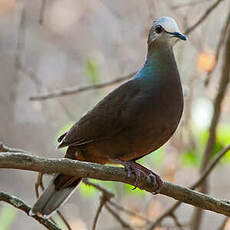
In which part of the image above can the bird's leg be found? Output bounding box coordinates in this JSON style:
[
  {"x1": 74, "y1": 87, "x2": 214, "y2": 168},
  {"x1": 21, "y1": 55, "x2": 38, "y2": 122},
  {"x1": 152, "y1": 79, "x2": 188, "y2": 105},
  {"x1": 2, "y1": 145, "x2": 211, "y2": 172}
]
[{"x1": 112, "y1": 159, "x2": 163, "y2": 194}]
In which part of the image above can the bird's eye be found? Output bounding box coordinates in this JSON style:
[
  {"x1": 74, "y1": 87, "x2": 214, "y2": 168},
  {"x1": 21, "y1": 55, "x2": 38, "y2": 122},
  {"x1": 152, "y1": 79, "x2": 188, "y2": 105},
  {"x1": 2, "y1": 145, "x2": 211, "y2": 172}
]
[{"x1": 155, "y1": 25, "x2": 163, "y2": 34}]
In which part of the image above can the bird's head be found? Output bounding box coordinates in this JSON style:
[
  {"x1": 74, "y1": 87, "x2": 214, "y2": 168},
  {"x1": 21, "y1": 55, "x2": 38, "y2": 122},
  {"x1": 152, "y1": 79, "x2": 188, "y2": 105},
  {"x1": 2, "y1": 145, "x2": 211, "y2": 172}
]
[{"x1": 148, "y1": 16, "x2": 186, "y2": 47}]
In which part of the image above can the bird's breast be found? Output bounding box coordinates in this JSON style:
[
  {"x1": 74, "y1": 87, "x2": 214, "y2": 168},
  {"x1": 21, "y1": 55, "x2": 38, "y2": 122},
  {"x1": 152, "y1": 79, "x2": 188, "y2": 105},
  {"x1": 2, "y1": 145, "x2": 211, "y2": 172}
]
[{"x1": 81, "y1": 73, "x2": 184, "y2": 163}]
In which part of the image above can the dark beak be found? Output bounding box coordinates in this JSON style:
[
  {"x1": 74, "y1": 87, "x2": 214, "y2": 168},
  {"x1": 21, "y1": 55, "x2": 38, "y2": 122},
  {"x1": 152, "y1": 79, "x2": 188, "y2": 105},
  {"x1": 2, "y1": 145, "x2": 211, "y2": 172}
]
[{"x1": 171, "y1": 32, "x2": 187, "y2": 41}]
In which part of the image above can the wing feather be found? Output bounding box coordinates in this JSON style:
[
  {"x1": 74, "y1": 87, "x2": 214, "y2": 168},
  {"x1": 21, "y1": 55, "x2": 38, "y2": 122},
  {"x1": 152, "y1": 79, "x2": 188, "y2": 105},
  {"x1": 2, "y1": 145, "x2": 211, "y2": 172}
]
[{"x1": 57, "y1": 79, "x2": 140, "y2": 148}]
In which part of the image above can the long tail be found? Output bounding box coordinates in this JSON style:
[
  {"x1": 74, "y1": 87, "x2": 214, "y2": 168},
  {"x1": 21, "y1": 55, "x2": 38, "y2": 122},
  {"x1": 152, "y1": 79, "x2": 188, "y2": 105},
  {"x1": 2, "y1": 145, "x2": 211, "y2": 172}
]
[{"x1": 30, "y1": 174, "x2": 81, "y2": 218}]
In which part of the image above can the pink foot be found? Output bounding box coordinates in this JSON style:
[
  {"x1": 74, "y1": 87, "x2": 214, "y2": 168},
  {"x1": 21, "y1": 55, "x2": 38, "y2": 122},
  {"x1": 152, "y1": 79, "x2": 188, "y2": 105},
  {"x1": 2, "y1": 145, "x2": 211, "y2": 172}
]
[{"x1": 114, "y1": 159, "x2": 163, "y2": 194}]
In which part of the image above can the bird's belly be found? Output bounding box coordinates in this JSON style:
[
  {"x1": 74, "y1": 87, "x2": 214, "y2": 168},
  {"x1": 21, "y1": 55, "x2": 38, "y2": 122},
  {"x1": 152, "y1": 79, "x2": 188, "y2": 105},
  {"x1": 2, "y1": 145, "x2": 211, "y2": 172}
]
[
  {"x1": 85, "y1": 121, "x2": 177, "y2": 164},
  {"x1": 116, "y1": 124, "x2": 176, "y2": 161},
  {"x1": 84, "y1": 88, "x2": 183, "y2": 164}
]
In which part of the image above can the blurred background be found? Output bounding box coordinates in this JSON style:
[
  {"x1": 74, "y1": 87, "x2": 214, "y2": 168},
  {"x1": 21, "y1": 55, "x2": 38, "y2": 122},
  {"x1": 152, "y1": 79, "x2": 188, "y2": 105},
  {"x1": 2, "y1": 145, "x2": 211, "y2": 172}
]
[{"x1": 0, "y1": 0, "x2": 230, "y2": 229}]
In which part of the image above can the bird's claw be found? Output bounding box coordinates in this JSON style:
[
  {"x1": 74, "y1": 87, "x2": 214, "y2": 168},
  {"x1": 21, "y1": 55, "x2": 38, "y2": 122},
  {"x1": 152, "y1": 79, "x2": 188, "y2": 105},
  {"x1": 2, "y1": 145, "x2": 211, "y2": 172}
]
[
  {"x1": 148, "y1": 173, "x2": 163, "y2": 194},
  {"x1": 120, "y1": 160, "x2": 163, "y2": 193}
]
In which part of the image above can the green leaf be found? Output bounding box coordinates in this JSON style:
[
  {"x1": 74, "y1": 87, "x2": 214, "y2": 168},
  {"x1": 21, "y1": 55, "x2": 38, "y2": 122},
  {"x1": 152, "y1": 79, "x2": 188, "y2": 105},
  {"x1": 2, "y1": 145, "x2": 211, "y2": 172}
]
[
  {"x1": 181, "y1": 150, "x2": 200, "y2": 167},
  {"x1": 79, "y1": 179, "x2": 117, "y2": 198},
  {"x1": 196, "y1": 125, "x2": 230, "y2": 164},
  {"x1": 198, "y1": 129, "x2": 209, "y2": 147},
  {"x1": 123, "y1": 184, "x2": 145, "y2": 196},
  {"x1": 216, "y1": 125, "x2": 230, "y2": 163},
  {"x1": 79, "y1": 180, "x2": 98, "y2": 198},
  {"x1": 138, "y1": 147, "x2": 164, "y2": 168},
  {"x1": 84, "y1": 56, "x2": 100, "y2": 85},
  {"x1": 0, "y1": 204, "x2": 17, "y2": 230},
  {"x1": 217, "y1": 125, "x2": 230, "y2": 146}
]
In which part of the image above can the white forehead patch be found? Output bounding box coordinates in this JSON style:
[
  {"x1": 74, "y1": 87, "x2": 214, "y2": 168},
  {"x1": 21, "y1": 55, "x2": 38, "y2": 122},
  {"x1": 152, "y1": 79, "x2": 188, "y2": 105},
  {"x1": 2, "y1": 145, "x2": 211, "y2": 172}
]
[{"x1": 153, "y1": 16, "x2": 181, "y2": 33}]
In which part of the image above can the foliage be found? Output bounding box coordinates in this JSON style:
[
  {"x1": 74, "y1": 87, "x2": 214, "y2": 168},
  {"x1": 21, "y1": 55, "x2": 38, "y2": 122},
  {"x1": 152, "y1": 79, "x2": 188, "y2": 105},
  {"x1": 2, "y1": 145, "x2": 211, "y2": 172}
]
[
  {"x1": 0, "y1": 204, "x2": 17, "y2": 230},
  {"x1": 181, "y1": 125, "x2": 230, "y2": 167},
  {"x1": 84, "y1": 55, "x2": 100, "y2": 85}
]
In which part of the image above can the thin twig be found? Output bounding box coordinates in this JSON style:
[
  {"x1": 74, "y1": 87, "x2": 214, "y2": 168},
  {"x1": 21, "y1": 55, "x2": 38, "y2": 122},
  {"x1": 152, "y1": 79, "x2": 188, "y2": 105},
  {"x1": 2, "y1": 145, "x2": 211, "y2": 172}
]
[
  {"x1": 83, "y1": 179, "x2": 114, "y2": 200},
  {"x1": 56, "y1": 211, "x2": 72, "y2": 230},
  {"x1": 147, "y1": 145, "x2": 230, "y2": 230},
  {"x1": 92, "y1": 196, "x2": 107, "y2": 230},
  {"x1": 39, "y1": 0, "x2": 47, "y2": 25},
  {"x1": 105, "y1": 204, "x2": 134, "y2": 230},
  {"x1": 170, "y1": 213, "x2": 184, "y2": 230},
  {"x1": 172, "y1": 0, "x2": 210, "y2": 9},
  {"x1": 15, "y1": 3, "x2": 42, "y2": 88},
  {"x1": 83, "y1": 179, "x2": 114, "y2": 230},
  {"x1": 192, "y1": 145, "x2": 230, "y2": 189},
  {"x1": 0, "y1": 142, "x2": 28, "y2": 153},
  {"x1": 83, "y1": 179, "x2": 151, "y2": 224},
  {"x1": 148, "y1": 201, "x2": 181, "y2": 230},
  {"x1": 0, "y1": 192, "x2": 61, "y2": 230},
  {"x1": 205, "y1": 9, "x2": 230, "y2": 86},
  {"x1": 14, "y1": 2, "x2": 26, "y2": 71},
  {"x1": 35, "y1": 172, "x2": 45, "y2": 198},
  {"x1": 109, "y1": 200, "x2": 152, "y2": 223},
  {"x1": 184, "y1": 0, "x2": 224, "y2": 35},
  {"x1": 30, "y1": 72, "x2": 135, "y2": 101}
]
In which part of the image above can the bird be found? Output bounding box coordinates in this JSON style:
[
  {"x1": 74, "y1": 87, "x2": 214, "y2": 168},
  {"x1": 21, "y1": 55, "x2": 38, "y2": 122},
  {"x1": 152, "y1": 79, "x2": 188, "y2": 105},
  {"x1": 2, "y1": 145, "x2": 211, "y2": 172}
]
[{"x1": 30, "y1": 16, "x2": 186, "y2": 218}]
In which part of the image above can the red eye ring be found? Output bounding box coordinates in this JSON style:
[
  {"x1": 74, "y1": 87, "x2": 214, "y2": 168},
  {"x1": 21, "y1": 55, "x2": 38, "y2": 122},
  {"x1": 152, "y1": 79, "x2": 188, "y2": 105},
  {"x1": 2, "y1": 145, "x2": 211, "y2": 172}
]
[{"x1": 155, "y1": 25, "x2": 163, "y2": 34}]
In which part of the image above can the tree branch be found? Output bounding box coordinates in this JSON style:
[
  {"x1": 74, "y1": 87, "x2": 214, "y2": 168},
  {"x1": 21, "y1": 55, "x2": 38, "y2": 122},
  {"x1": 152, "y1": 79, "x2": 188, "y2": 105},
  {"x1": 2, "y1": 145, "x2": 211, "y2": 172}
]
[
  {"x1": 147, "y1": 145, "x2": 230, "y2": 230},
  {"x1": 0, "y1": 192, "x2": 61, "y2": 230},
  {"x1": 192, "y1": 145, "x2": 230, "y2": 189},
  {"x1": 83, "y1": 179, "x2": 114, "y2": 200},
  {"x1": 29, "y1": 72, "x2": 135, "y2": 101},
  {"x1": 204, "y1": 9, "x2": 230, "y2": 86},
  {"x1": 184, "y1": 0, "x2": 224, "y2": 35},
  {"x1": 172, "y1": 0, "x2": 210, "y2": 9},
  {"x1": 92, "y1": 195, "x2": 107, "y2": 230},
  {"x1": 191, "y1": 14, "x2": 230, "y2": 230},
  {"x1": 108, "y1": 200, "x2": 152, "y2": 223},
  {"x1": 105, "y1": 203, "x2": 134, "y2": 230},
  {"x1": 201, "y1": 14, "x2": 230, "y2": 172},
  {"x1": 1, "y1": 152, "x2": 230, "y2": 217},
  {"x1": 39, "y1": 0, "x2": 47, "y2": 25}
]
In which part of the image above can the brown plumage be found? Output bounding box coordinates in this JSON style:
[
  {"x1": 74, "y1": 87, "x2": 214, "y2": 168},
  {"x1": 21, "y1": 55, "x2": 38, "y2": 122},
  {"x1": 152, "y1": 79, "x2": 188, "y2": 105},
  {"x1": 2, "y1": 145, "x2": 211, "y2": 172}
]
[
  {"x1": 30, "y1": 16, "x2": 186, "y2": 218},
  {"x1": 59, "y1": 77, "x2": 182, "y2": 164}
]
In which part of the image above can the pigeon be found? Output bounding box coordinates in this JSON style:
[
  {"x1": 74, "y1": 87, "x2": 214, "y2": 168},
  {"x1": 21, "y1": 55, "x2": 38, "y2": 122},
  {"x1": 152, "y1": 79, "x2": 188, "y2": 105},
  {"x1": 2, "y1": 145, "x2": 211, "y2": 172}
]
[{"x1": 30, "y1": 16, "x2": 186, "y2": 218}]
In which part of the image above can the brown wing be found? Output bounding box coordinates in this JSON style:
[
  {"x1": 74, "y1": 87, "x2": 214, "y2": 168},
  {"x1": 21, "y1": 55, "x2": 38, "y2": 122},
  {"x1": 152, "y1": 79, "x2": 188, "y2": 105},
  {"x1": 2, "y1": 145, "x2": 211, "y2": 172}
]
[{"x1": 57, "y1": 79, "x2": 140, "y2": 148}]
